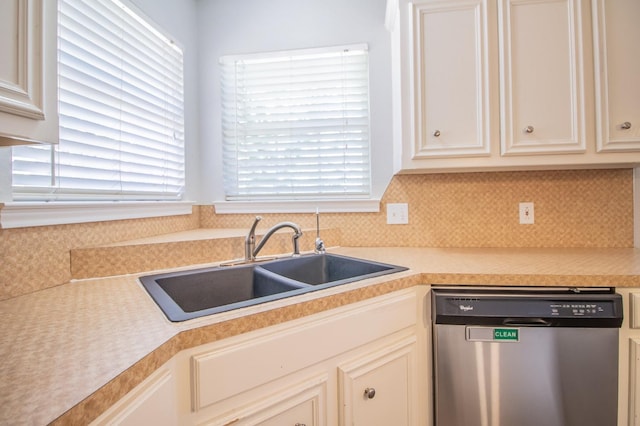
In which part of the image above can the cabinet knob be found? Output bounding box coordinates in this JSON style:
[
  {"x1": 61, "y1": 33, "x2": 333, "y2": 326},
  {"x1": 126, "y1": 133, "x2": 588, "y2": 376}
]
[
  {"x1": 364, "y1": 387, "x2": 376, "y2": 399},
  {"x1": 524, "y1": 125, "x2": 534, "y2": 134},
  {"x1": 621, "y1": 121, "x2": 632, "y2": 130},
  {"x1": 433, "y1": 130, "x2": 441, "y2": 137}
]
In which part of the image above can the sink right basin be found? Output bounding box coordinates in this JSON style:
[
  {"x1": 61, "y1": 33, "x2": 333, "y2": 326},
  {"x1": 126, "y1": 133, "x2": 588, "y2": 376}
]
[{"x1": 259, "y1": 253, "x2": 407, "y2": 286}]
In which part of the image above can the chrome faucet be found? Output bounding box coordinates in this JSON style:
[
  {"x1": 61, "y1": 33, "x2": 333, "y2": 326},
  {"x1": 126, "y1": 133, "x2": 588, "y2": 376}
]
[{"x1": 245, "y1": 216, "x2": 303, "y2": 261}]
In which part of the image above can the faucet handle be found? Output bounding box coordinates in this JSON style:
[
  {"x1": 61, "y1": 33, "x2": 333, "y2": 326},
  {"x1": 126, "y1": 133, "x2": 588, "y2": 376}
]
[
  {"x1": 245, "y1": 216, "x2": 263, "y2": 261},
  {"x1": 315, "y1": 237, "x2": 326, "y2": 254},
  {"x1": 314, "y1": 208, "x2": 325, "y2": 254},
  {"x1": 247, "y1": 216, "x2": 262, "y2": 238},
  {"x1": 247, "y1": 216, "x2": 262, "y2": 241}
]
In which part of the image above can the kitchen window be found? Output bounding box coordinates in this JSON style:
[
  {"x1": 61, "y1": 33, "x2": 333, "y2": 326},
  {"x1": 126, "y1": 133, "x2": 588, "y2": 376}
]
[
  {"x1": 11, "y1": 0, "x2": 185, "y2": 202},
  {"x1": 220, "y1": 44, "x2": 371, "y2": 202}
]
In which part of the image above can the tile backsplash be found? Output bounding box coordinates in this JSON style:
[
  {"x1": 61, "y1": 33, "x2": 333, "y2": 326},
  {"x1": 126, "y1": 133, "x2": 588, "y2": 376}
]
[
  {"x1": 0, "y1": 168, "x2": 634, "y2": 300},
  {"x1": 1, "y1": 211, "x2": 200, "y2": 300},
  {"x1": 203, "y1": 168, "x2": 633, "y2": 249}
]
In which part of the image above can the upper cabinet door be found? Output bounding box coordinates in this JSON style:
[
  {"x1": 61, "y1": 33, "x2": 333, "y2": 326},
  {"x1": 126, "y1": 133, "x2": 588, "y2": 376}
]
[
  {"x1": 0, "y1": 0, "x2": 58, "y2": 145},
  {"x1": 592, "y1": 0, "x2": 640, "y2": 152},
  {"x1": 411, "y1": 0, "x2": 491, "y2": 158},
  {"x1": 498, "y1": 0, "x2": 585, "y2": 155},
  {"x1": 0, "y1": 0, "x2": 44, "y2": 119}
]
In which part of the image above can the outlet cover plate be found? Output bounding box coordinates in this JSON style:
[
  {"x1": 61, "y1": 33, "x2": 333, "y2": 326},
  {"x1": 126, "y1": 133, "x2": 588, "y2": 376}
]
[{"x1": 519, "y1": 202, "x2": 534, "y2": 224}]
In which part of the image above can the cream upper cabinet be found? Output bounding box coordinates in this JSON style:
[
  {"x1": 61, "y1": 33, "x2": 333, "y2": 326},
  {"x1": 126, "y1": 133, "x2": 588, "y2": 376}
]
[
  {"x1": 387, "y1": 0, "x2": 640, "y2": 173},
  {"x1": 498, "y1": 0, "x2": 586, "y2": 155},
  {"x1": 409, "y1": 0, "x2": 492, "y2": 159},
  {"x1": 592, "y1": 0, "x2": 640, "y2": 152},
  {"x1": 0, "y1": 0, "x2": 58, "y2": 146}
]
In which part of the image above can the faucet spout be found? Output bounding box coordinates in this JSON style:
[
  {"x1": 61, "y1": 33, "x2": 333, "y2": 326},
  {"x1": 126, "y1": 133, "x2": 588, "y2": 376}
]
[{"x1": 251, "y1": 221, "x2": 303, "y2": 260}]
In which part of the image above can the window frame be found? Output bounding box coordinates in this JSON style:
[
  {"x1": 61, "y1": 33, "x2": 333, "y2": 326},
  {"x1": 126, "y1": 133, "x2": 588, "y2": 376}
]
[{"x1": 0, "y1": 200, "x2": 193, "y2": 229}]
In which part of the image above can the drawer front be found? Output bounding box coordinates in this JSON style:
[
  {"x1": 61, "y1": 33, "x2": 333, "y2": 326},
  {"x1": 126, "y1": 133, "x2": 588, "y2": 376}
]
[{"x1": 190, "y1": 290, "x2": 417, "y2": 411}]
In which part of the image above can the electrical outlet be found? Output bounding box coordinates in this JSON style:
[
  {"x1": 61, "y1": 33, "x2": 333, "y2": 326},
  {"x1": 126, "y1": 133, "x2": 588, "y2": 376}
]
[
  {"x1": 387, "y1": 203, "x2": 409, "y2": 224},
  {"x1": 519, "y1": 202, "x2": 534, "y2": 224}
]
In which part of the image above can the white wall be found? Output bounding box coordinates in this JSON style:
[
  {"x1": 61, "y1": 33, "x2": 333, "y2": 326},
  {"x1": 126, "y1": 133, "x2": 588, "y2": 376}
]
[
  {"x1": 196, "y1": 0, "x2": 394, "y2": 204},
  {"x1": 0, "y1": 150, "x2": 10, "y2": 203}
]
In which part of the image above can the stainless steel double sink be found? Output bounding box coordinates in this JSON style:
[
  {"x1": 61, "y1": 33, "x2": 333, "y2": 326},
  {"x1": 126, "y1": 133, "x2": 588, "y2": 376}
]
[{"x1": 140, "y1": 253, "x2": 407, "y2": 321}]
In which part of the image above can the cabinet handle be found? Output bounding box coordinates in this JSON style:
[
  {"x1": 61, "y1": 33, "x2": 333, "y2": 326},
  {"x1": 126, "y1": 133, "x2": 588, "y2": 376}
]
[
  {"x1": 295, "y1": 424, "x2": 306, "y2": 426},
  {"x1": 621, "y1": 122, "x2": 632, "y2": 130},
  {"x1": 524, "y1": 125, "x2": 534, "y2": 134},
  {"x1": 364, "y1": 387, "x2": 376, "y2": 399},
  {"x1": 433, "y1": 130, "x2": 441, "y2": 137}
]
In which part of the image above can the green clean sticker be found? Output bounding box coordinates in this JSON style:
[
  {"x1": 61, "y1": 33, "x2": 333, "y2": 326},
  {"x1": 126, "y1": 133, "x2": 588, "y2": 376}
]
[{"x1": 493, "y1": 328, "x2": 519, "y2": 341}]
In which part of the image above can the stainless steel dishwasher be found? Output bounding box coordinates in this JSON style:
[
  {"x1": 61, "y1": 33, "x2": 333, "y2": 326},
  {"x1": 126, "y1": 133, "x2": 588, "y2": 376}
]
[{"x1": 432, "y1": 287, "x2": 623, "y2": 426}]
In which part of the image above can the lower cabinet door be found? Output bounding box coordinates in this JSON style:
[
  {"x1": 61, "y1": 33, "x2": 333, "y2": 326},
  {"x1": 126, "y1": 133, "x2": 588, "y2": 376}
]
[
  {"x1": 256, "y1": 398, "x2": 316, "y2": 426},
  {"x1": 629, "y1": 338, "x2": 640, "y2": 426},
  {"x1": 338, "y1": 336, "x2": 417, "y2": 426},
  {"x1": 90, "y1": 367, "x2": 177, "y2": 426}
]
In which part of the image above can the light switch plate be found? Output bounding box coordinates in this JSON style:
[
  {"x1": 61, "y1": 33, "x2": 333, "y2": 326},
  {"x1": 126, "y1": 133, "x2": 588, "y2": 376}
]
[{"x1": 387, "y1": 203, "x2": 408, "y2": 224}]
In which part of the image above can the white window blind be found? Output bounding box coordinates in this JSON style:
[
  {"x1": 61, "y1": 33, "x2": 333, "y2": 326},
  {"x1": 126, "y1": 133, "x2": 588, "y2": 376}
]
[
  {"x1": 220, "y1": 44, "x2": 371, "y2": 201},
  {"x1": 12, "y1": 0, "x2": 185, "y2": 201}
]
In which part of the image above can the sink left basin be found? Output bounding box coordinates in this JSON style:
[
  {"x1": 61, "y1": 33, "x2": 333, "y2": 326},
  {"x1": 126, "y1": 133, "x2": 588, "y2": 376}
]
[{"x1": 140, "y1": 264, "x2": 308, "y2": 322}]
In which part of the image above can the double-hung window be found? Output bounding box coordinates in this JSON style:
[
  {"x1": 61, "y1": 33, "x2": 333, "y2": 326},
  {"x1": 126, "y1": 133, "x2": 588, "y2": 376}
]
[
  {"x1": 220, "y1": 44, "x2": 371, "y2": 201},
  {"x1": 12, "y1": 0, "x2": 185, "y2": 201}
]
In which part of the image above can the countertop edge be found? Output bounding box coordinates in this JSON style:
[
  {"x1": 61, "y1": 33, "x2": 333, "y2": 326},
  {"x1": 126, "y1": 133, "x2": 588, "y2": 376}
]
[{"x1": 50, "y1": 272, "x2": 424, "y2": 425}]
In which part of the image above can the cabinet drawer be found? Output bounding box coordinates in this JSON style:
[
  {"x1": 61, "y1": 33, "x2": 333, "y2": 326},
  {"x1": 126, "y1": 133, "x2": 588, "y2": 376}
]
[{"x1": 190, "y1": 290, "x2": 417, "y2": 411}]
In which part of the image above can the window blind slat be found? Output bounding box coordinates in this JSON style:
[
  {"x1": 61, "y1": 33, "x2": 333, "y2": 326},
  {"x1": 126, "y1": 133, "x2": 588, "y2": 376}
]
[{"x1": 12, "y1": 0, "x2": 185, "y2": 201}]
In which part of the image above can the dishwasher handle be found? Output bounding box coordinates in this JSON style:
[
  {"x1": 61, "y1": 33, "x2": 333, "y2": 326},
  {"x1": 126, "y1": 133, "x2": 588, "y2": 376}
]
[{"x1": 502, "y1": 317, "x2": 552, "y2": 327}]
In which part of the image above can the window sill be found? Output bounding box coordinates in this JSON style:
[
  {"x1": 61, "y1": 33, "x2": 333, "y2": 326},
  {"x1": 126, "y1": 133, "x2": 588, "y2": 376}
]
[
  {"x1": 213, "y1": 199, "x2": 381, "y2": 214},
  {"x1": 0, "y1": 201, "x2": 194, "y2": 229}
]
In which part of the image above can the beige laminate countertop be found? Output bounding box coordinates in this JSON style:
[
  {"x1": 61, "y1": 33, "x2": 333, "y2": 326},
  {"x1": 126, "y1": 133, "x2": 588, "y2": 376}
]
[{"x1": 2, "y1": 246, "x2": 640, "y2": 425}]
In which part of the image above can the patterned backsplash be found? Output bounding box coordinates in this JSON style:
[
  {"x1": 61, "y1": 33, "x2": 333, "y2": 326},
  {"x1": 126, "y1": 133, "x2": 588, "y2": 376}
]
[{"x1": 0, "y1": 168, "x2": 633, "y2": 300}]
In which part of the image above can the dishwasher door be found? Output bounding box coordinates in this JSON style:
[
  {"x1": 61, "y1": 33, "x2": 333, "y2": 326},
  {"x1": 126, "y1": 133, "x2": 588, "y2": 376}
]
[
  {"x1": 434, "y1": 324, "x2": 619, "y2": 426},
  {"x1": 432, "y1": 288, "x2": 623, "y2": 426}
]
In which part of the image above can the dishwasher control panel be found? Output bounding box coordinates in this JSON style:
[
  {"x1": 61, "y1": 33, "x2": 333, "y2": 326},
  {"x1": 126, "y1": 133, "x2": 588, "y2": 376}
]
[
  {"x1": 432, "y1": 289, "x2": 623, "y2": 327},
  {"x1": 549, "y1": 302, "x2": 613, "y2": 317}
]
